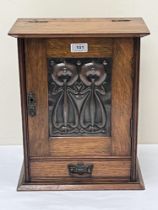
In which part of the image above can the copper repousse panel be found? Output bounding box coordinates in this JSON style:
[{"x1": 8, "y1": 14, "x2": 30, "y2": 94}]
[{"x1": 48, "y1": 58, "x2": 112, "y2": 137}]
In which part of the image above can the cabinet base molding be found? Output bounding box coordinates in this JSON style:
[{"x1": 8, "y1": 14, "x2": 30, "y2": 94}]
[{"x1": 17, "y1": 160, "x2": 144, "y2": 191}]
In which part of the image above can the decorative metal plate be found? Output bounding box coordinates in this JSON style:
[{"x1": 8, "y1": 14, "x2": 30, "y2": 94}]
[
  {"x1": 27, "y1": 92, "x2": 36, "y2": 117},
  {"x1": 48, "y1": 58, "x2": 112, "y2": 137},
  {"x1": 68, "y1": 162, "x2": 93, "y2": 178}
]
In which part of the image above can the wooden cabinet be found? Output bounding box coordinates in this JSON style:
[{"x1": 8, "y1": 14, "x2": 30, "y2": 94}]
[{"x1": 9, "y1": 18, "x2": 150, "y2": 190}]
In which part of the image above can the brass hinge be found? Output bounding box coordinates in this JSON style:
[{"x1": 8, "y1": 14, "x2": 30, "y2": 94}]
[
  {"x1": 130, "y1": 118, "x2": 133, "y2": 139},
  {"x1": 131, "y1": 57, "x2": 135, "y2": 80}
]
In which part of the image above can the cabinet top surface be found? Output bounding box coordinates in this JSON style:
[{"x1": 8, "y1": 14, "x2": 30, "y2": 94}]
[{"x1": 8, "y1": 18, "x2": 150, "y2": 38}]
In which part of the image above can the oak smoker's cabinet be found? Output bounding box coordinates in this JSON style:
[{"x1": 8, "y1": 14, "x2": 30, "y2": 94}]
[{"x1": 9, "y1": 18, "x2": 150, "y2": 191}]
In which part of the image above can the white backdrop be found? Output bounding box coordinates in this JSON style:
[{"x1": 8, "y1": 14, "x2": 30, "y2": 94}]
[{"x1": 0, "y1": 0, "x2": 157, "y2": 144}]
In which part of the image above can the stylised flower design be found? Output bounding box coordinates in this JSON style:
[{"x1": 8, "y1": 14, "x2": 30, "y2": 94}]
[
  {"x1": 79, "y1": 61, "x2": 107, "y2": 132},
  {"x1": 51, "y1": 61, "x2": 79, "y2": 133},
  {"x1": 52, "y1": 62, "x2": 78, "y2": 86},
  {"x1": 80, "y1": 62, "x2": 106, "y2": 86},
  {"x1": 48, "y1": 58, "x2": 111, "y2": 136}
]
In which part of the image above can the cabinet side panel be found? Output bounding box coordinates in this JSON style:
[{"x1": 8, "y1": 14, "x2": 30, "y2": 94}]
[
  {"x1": 112, "y1": 38, "x2": 133, "y2": 156},
  {"x1": 131, "y1": 38, "x2": 140, "y2": 181},
  {"x1": 17, "y1": 38, "x2": 30, "y2": 181}
]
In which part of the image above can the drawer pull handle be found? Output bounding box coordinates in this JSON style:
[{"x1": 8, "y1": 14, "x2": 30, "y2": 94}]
[{"x1": 68, "y1": 162, "x2": 93, "y2": 177}]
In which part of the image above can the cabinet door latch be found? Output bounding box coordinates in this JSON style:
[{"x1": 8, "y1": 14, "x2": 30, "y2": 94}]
[{"x1": 27, "y1": 92, "x2": 36, "y2": 117}]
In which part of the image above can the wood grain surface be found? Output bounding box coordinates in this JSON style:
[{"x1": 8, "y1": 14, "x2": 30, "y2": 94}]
[
  {"x1": 8, "y1": 18, "x2": 150, "y2": 38},
  {"x1": 17, "y1": 160, "x2": 144, "y2": 190},
  {"x1": 30, "y1": 159, "x2": 131, "y2": 179},
  {"x1": 15, "y1": 21, "x2": 149, "y2": 189},
  {"x1": 47, "y1": 38, "x2": 113, "y2": 57},
  {"x1": 25, "y1": 38, "x2": 133, "y2": 158},
  {"x1": 112, "y1": 38, "x2": 133, "y2": 155},
  {"x1": 25, "y1": 39, "x2": 49, "y2": 156}
]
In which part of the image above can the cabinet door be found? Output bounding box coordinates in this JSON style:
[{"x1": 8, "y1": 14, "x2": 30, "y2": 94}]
[{"x1": 24, "y1": 38, "x2": 133, "y2": 181}]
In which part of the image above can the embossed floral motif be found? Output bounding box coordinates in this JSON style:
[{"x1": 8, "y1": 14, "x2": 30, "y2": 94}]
[
  {"x1": 52, "y1": 62, "x2": 78, "y2": 86},
  {"x1": 50, "y1": 61, "x2": 79, "y2": 133},
  {"x1": 48, "y1": 58, "x2": 112, "y2": 136},
  {"x1": 80, "y1": 62, "x2": 106, "y2": 86},
  {"x1": 79, "y1": 62, "x2": 107, "y2": 133}
]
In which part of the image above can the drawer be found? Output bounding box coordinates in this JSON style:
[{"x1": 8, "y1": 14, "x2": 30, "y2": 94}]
[{"x1": 30, "y1": 158, "x2": 131, "y2": 182}]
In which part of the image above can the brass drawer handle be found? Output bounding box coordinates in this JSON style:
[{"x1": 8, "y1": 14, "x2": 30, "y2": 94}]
[{"x1": 68, "y1": 162, "x2": 93, "y2": 177}]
